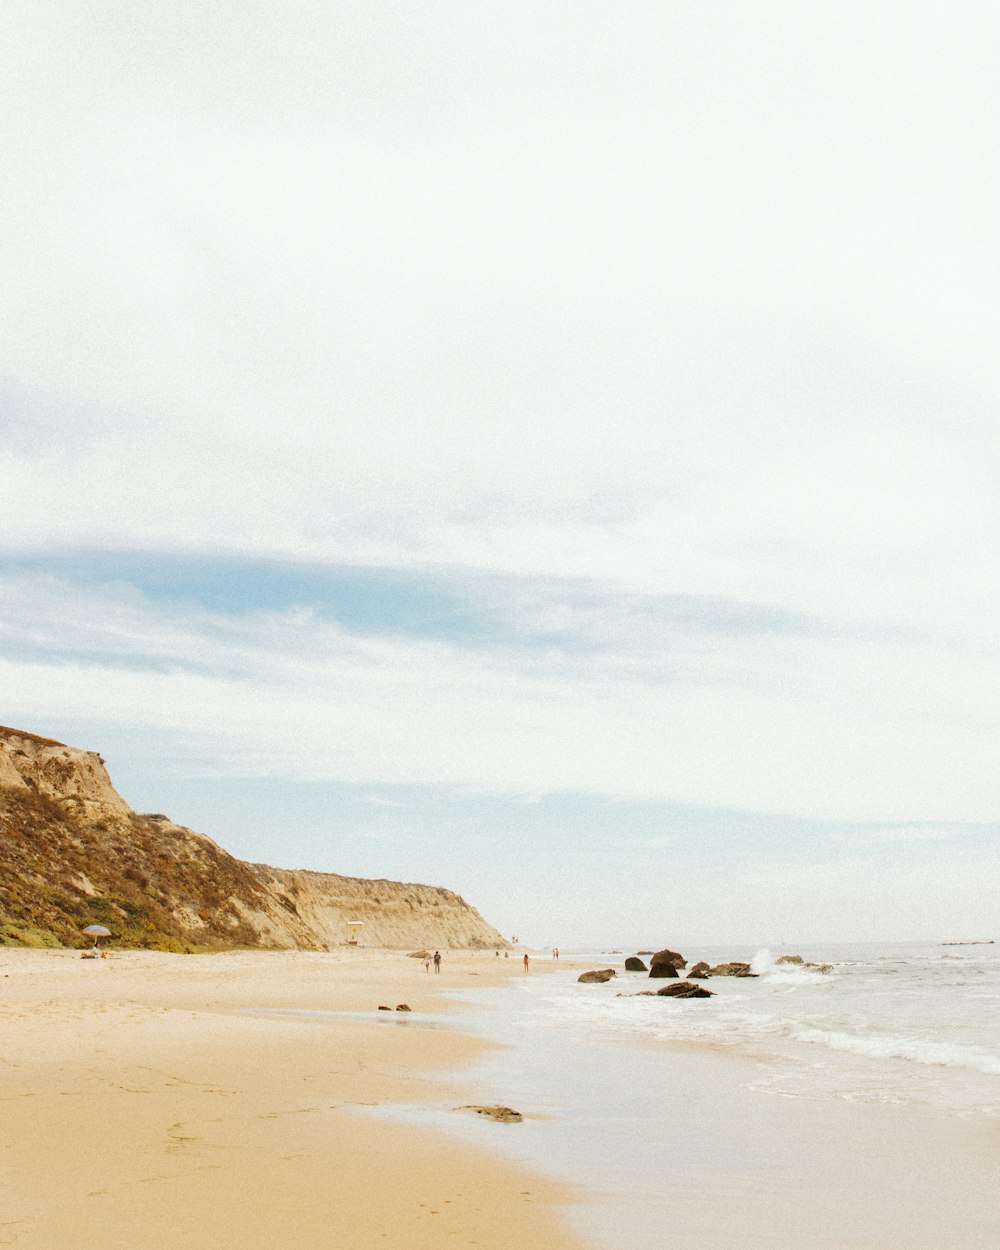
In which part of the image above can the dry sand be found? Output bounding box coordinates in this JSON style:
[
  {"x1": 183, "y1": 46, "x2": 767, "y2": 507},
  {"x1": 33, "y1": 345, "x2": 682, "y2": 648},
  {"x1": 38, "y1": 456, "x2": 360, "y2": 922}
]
[{"x1": 0, "y1": 947, "x2": 585, "y2": 1250}]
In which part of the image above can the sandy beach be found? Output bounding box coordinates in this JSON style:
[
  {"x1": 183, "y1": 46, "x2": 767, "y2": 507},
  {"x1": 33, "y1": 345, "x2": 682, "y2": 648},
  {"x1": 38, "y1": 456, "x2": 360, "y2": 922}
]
[
  {"x1": 0, "y1": 947, "x2": 583, "y2": 1250},
  {"x1": 5, "y1": 944, "x2": 1000, "y2": 1250}
]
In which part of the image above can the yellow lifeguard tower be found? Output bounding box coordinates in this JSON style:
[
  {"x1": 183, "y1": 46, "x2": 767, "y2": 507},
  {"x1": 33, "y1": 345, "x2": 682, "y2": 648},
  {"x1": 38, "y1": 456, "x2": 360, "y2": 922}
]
[{"x1": 347, "y1": 920, "x2": 365, "y2": 946}]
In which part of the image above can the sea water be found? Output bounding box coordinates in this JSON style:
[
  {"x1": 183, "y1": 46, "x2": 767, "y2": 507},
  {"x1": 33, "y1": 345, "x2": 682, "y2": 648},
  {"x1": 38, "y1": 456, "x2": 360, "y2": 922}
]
[
  {"x1": 489, "y1": 941, "x2": 1000, "y2": 1120},
  {"x1": 425, "y1": 941, "x2": 1000, "y2": 1248}
]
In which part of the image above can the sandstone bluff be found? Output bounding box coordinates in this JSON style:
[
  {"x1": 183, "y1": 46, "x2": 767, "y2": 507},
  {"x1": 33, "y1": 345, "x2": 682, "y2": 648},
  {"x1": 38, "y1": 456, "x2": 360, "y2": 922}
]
[{"x1": 0, "y1": 726, "x2": 507, "y2": 952}]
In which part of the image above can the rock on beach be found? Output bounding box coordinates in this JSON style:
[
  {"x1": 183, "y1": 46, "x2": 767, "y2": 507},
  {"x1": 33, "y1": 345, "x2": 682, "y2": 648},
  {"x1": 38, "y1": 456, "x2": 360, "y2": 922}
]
[{"x1": 458, "y1": 1105, "x2": 524, "y2": 1123}]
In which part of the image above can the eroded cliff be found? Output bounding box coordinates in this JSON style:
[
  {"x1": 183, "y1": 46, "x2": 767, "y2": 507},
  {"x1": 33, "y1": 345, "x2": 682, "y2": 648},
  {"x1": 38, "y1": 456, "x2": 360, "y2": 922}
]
[{"x1": 0, "y1": 726, "x2": 507, "y2": 951}]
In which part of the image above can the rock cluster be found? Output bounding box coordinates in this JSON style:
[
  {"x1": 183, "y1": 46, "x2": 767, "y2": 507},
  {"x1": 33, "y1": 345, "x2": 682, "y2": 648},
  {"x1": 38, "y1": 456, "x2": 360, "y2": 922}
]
[
  {"x1": 582, "y1": 948, "x2": 834, "y2": 1005},
  {"x1": 626, "y1": 950, "x2": 835, "y2": 979}
]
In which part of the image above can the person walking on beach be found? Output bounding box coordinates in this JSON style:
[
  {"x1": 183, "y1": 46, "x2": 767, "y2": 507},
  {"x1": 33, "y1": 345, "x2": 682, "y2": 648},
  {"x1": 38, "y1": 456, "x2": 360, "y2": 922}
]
[
  {"x1": 423, "y1": 955, "x2": 431, "y2": 973},
  {"x1": 433, "y1": 950, "x2": 441, "y2": 973},
  {"x1": 523, "y1": 952, "x2": 530, "y2": 972}
]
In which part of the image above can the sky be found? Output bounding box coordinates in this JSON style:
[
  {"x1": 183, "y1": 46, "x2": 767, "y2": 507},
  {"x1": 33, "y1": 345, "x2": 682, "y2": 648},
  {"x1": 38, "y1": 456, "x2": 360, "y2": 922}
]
[{"x1": 2, "y1": 2, "x2": 998, "y2": 948}]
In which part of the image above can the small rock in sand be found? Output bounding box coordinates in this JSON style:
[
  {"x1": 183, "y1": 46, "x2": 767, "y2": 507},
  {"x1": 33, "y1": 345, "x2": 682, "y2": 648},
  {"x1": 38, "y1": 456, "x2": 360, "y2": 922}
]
[{"x1": 458, "y1": 1105, "x2": 523, "y2": 1123}]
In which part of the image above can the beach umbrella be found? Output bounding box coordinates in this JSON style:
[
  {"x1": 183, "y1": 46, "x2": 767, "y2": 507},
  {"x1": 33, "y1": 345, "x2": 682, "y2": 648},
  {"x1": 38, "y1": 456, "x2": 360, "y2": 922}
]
[{"x1": 82, "y1": 925, "x2": 112, "y2": 939}]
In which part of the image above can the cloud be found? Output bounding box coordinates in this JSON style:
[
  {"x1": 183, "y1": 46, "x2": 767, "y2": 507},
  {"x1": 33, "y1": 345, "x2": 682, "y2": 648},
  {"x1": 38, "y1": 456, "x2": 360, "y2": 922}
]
[
  {"x1": 2, "y1": 568, "x2": 999, "y2": 823},
  {"x1": 0, "y1": 3, "x2": 997, "y2": 642}
]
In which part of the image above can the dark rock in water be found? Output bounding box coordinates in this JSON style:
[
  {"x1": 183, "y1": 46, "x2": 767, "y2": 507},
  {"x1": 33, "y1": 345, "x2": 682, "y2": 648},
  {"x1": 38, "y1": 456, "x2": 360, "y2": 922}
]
[
  {"x1": 656, "y1": 980, "x2": 715, "y2": 998},
  {"x1": 395, "y1": 1003, "x2": 411, "y2": 1011},
  {"x1": 648, "y1": 960, "x2": 679, "y2": 979},
  {"x1": 688, "y1": 961, "x2": 711, "y2": 979},
  {"x1": 578, "y1": 968, "x2": 616, "y2": 983},
  {"x1": 652, "y1": 948, "x2": 687, "y2": 968},
  {"x1": 377, "y1": 1004, "x2": 392, "y2": 1011},
  {"x1": 775, "y1": 954, "x2": 832, "y2": 973},
  {"x1": 709, "y1": 962, "x2": 758, "y2": 977},
  {"x1": 624, "y1": 956, "x2": 648, "y2": 971},
  {"x1": 649, "y1": 948, "x2": 686, "y2": 973},
  {"x1": 458, "y1": 1104, "x2": 523, "y2": 1123}
]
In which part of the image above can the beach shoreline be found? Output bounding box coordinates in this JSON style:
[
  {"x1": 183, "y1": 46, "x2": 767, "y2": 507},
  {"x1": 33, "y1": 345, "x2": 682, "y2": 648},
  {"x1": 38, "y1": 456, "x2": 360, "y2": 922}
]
[
  {"x1": 432, "y1": 958, "x2": 1000, "y2": 1250},
  {"x1": 0, "y1": 947, "x2": 586, "y2": 1250},
  {"x1": 5, "y1": 945, "x2": 999, "y2": 1250}
]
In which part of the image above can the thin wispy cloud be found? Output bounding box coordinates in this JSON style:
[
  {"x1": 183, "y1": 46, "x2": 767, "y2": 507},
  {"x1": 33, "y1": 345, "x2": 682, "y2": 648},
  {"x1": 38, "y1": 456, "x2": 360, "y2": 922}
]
[{"x1": 2, "y1": 569, "x2": 998, "y2": 824}]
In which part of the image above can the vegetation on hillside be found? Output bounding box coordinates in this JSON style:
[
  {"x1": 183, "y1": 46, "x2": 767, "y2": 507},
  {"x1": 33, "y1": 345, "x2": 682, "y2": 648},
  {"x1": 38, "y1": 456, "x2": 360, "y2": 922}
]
[{"x1": 0, "y1": 785, "x2": 279, "y2": 951}]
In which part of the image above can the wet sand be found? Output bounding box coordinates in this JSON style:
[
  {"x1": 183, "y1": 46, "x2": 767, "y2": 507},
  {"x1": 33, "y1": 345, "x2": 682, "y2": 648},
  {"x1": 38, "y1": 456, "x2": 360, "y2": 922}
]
[
  {"x1": 431, "y1": 969, "x2": 1000, "y2": 1250},
  {"x1": 0, "y1": 947, "x2": 584, "y2": 1250}
]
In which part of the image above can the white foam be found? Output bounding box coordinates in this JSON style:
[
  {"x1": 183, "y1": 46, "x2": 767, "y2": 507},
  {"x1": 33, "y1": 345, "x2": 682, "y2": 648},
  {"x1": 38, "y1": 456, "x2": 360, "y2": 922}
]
[
  {"x1": 751, "y1": 947, "x2": 835, "y2": 983},
  {"x1": 791, "y1": 1025, "x2": 1000, "y2": 1075}
]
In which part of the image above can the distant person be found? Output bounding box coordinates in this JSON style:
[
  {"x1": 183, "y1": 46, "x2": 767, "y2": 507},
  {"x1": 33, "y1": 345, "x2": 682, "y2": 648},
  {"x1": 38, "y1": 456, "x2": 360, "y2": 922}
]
[
  {"x1": 523, "y1": 953, "x2": 530, "y2": 972},
  {"x1": 433, "y1": 950, "x2": 441, "y2": 973},
  {"x1": 504, "y1": 951, "x2": 509, "y2": 958},
  {"x1": 423, "y1": 956, "x2": 431, "y2": 973}
]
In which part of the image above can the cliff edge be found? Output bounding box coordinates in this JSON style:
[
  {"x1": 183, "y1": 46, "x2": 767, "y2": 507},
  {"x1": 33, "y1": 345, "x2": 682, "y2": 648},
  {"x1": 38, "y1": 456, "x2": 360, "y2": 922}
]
[{"x1": 0, "y1": 726, "x2": 508, "y2": 952}]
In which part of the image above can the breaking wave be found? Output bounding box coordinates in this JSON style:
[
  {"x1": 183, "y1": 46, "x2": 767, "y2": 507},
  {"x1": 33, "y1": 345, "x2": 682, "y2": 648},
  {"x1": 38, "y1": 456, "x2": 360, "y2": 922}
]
[{"x1": 790, "y1": 1025, "x2": 1000, "y2": 1075}]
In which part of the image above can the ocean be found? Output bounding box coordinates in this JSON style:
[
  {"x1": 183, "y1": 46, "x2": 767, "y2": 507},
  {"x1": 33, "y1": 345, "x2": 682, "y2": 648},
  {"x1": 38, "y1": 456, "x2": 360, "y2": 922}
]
[
  {"x1": 373, "y1": 941, "x2": 1000, "y2": 1248},
  {"x1": 498, "y1": 941, "x2": 1000, "y2": 1120}
]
